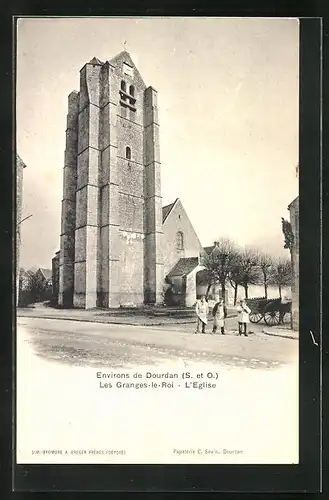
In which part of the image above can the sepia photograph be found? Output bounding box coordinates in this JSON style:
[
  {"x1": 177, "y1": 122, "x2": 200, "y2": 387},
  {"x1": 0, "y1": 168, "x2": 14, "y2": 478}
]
[{"x1": 16, "y1": 16, "x2": 299, "y2": 465}]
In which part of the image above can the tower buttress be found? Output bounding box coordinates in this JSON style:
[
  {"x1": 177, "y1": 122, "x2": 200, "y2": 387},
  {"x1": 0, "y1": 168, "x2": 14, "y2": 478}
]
[
  {"x1": 73, "y1": 61, "x2": 102, "y2": 308},
  {"x1": 59, "y1": 91, "x2": 79, "y2": 307},
  {"x1": 143, "y1": 86, "x2": 164, "y2": 304},
  {"x1": 98, "y1": 61, "x2": 120, "y2": 307}
]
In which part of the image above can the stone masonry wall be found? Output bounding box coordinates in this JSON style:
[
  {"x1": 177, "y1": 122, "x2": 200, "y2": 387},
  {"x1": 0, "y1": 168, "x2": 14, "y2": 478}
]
[
  {"x1": 98, "y1": 61, "x2": 120, "y2": 307},
  {"x1": 73, "y1": 62, "x2": 102, "y2": 309},
  {"x1": 289, "y1": 197, "x2": 299, "y2": 331},
  {"x1": 60, "y1": 52, "x2": 163, "y2": 308},
  {"x1": 114, "y1": 55, "x2": 146, "y2": 306},
  {"x1": 59, "y1": 91, "x2": 79, "y2": 307},
  {"x1": 162, "y1": 199, "x2": 203, "y2": 278},
  {"x1": 143, "y1": 86, "x2": 164, "y2": 304}
]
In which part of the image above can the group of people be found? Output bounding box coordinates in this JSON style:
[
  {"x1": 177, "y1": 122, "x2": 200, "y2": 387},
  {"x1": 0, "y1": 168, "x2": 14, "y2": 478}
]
[{"x1": 195, "y1": 296, "x2": 251, "y2": 336}]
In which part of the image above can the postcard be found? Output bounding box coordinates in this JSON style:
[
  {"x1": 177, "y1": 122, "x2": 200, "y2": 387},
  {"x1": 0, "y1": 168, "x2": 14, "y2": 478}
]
[{"x1": 16, "y1": 16, "x2": 300, "y2": 465}]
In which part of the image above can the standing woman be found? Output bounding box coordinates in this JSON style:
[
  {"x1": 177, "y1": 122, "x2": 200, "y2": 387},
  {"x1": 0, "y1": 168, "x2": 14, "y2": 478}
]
[
  {"x1": 195, "y1": 296, "x2": 209, "y2": 334},
  {"x1": 237, "y1": 299, "x2": 251, "y2": 336},
  {"x1": 212, "y1": 297, "x2": 227, "y2": 334}
]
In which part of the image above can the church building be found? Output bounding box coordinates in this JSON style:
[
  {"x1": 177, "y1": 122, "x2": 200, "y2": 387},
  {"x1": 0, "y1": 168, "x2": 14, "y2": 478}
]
[{"x1": 55, "y1": 51, "x2": 202, "y2": 309}]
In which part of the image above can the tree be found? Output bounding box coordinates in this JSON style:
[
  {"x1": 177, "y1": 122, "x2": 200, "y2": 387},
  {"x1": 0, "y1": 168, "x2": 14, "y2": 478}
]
[
  {"x1": 24, "y1": 270, "x2": 47, "y2": 303},
  {"x1": 228, "y1": 250, "x2": 244, "y2": 305},
  {"x1": 18, "y1": 268, "x2": 35, "y2": 306},
  {"x1": 201, "y1": 238, "x2": 238, "y2": 300},
  {"x1": 199, "y1": 260, "x2": 217, "y2": 300},
  {"x1": 269, "y1": 258, "x2": 292, "y2": 298},
  {"x1": 259, "y1": 253, "x2": 273, "y2": 299},
  {"x1": 281, "y1": 217, "x2": 294, "y2": 252},
  {"x1": 239, "y1": 248, "x2": 261, "y2": 299},
  {"x1": 18, "y1": 268, "x2": 26, "y2": 292}
]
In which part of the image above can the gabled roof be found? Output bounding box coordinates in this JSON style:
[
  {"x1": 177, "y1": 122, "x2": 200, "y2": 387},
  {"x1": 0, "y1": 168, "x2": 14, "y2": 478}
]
[
  {"x1": 109, "y1": 50, "x2": 133, "y2": 66},
  {"x1": 203, "y1": 245, "x2": 215, "y2": 255},
  {"x1": 287, "y1": 195, "x2": 299, "y2": 210},
  {"x1": 162, "y1": 199, "x2": 178, "y2": 223},
  {"x1": 16, "y1": 154, "x2": 27, "y2": 169},
  {"x1": 109, "y1": 50, "x2": 147, "y2": 88},
  {"x1": 203, "y1": 242, "x2": 222, "y2": 255},
  {"x1": 167, "y1": 257, "x2": 199, "y2": 278},
  {"x1": 88, "y1": 56, "x2": 104, "y2": 66},
  {"x1": 52, "y1": 251, "x2": 60, "y2": 262},
  {"x1": 38, "y1": 268, "x2": 52, "y2": 280}
]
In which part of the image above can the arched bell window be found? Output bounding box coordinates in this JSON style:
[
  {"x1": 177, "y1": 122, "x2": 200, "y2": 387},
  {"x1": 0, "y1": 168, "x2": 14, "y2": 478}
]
[
  {"x1": 176, "y1": 231, "x2": 184, "y2": 250},
  {"x1": 129, "y1": 85, "x2": 135, "y2": 96},
  {"x1": 121, "y1": 80, "x2": 126, "y2": 92},
  {"x1": 125, "y1": 146, "x2": 131, "y2": 160}
]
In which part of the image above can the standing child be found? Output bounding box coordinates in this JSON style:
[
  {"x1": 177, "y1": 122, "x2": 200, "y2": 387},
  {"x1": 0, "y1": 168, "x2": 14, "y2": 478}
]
[
  {"x1": 237, "y1": 299, "x2": 251, "y2": 336},
  {"x1": 195, "y1": 296, "x2": 209, "y2": 334},
  {"x1": 212, "y1": 297, "x2": 227, "y2": 334}
]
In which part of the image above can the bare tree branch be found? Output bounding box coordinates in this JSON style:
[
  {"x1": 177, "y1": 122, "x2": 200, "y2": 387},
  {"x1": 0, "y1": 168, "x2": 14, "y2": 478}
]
[
  {"x1": 269, "y1": 258, "x2": 292, "y2": 298},
  {"x1": 259, "y1": 253, "x2": 274, "y2": 299},
  {"x1": 201, "y1": 238, "x2": 239, "y2": 298},
  {"x1": 238, "y1": 247, "x2": 261, "y2": 299}
]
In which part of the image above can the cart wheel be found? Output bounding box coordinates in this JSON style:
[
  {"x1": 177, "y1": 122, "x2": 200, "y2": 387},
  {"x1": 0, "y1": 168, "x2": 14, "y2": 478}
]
[
  {"x1": 249, "y1": 312, "x2": 263, "y2": 323},
  {"x1": 264, "y1": 310, "x2": 280, "y2": 326},
  {"x1": 282, "y1": 311, "x2": 292, "y2": 325}
]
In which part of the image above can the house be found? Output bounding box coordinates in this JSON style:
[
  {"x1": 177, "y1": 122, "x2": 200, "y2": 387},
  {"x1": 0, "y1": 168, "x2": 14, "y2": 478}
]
[
  {"x1": 35, "y1": 268, "x2": 53, "y2": 289},
  {"x1": 165, "y1": 257, "x2": 201, "y2": 307}
]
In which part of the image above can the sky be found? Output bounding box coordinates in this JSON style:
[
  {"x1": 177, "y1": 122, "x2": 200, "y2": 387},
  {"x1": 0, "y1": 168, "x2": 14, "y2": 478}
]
[{"x1": 17, "y1": 17, "x2": 299, "y2": 270}]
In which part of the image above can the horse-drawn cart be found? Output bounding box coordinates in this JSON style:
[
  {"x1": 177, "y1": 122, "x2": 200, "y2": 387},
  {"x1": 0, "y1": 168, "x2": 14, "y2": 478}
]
[{"x1": 246, "y1": 297, "x2": 292, "y2": 327}]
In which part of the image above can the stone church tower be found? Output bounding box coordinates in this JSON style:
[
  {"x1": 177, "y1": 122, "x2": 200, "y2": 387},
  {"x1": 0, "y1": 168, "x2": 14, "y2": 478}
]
[{"x1": 59, "y1": 51, "x2": 163, "y2": 308}]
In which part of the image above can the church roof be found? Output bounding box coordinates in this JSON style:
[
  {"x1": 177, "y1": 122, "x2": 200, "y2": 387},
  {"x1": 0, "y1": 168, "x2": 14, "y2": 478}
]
[
  {"x1": 109, "y1": 50, "x2": 130, "y2": 64},
  {"x1": 287, "y1": 195, "x2": 299, "y2": 210},
  {"x1": 16, "y1": 154, "x2": 27, "y2": 169},
  {"x1": 88, "y1": 57, "x2": 104, "y2": 66},
  {"x1": 37, "y1": 268, "x2": 52, "y2": 280},
  {"x1": 109, "y1": 50, "x2": 146, "y2": 88},
  {"x1": 167, "y1": 257, "x2": 199, "y2": 278},
  {"x1": 162, "y1": 199, "x2": 178, "y2": 223}
]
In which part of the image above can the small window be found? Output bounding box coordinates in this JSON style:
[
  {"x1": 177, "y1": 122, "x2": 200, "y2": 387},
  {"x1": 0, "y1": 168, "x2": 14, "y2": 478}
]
[
  {"x1": 121, "y1": 80, "x2": 126, "y2": 92},
  {"x1": 176, "y1": 231, "x2": 184, "y2": 251},
  {"x1": 129, "y1": 85, "x2": 135, "y2": 96},
  {"x1": 125, "y1": 146, "x2": 131, "y2": 160}
]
